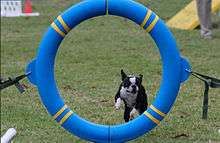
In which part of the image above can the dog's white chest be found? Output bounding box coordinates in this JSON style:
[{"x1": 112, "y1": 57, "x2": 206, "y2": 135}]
[
  {"x1": 124, "y1": 95, "x2": 137, "y2": 107},
  {"x1": 120, "y1": 87, "x2": 137, "y2": 107}
]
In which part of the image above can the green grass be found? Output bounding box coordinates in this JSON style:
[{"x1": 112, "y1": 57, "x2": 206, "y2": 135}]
[{"x1": 1, "y1": 0, "x2": 220, "y2": 142}]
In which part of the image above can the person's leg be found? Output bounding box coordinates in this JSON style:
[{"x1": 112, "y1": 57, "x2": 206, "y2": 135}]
[{"x1": 196, "y1": 0, "x2": 212, "y2": 39}]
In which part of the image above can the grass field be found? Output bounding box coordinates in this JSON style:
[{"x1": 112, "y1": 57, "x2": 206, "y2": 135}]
[{"x1": 1, "y1": 0, "x2": 220, "y2": 142}]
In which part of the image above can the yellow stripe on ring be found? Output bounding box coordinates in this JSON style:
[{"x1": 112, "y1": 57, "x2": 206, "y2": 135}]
[
  {"x1": 52, "y1": 105, "x2": 68, "y2": 120},
  {"x1": 59, "y1": 110, "x2": 73, "y2": 125},
  {"x1": 146, "y1": 15, "x2": 159, "y2": 32},
  {"x1": 57, "y1": 15, "x2": 71, "y2": 33},
  {"x1": 150, "y1": 105, "x2": 166, "y2": 117},
  {"x1": 51, "y1": 22, "x2": 66, "y2": 37},
  {"x1": 140, "y1": 9, "x2": 152, "y2": 28},
  {"x1": 144, "y1": 111, "x2": 160, "y2": 124}
]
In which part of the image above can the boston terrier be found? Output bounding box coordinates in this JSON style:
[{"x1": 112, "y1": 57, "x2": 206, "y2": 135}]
[{"x1": 115, "y1": 70, "x2": 148, "y2": 122}]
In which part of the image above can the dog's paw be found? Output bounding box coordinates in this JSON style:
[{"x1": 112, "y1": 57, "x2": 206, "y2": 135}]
[
  {"x1": 115, "y1": 98, "x2": 121, "y2": 110},
  {"x1": 129, "y1": 115, "x2": 135, "y2": 121},
  {"x1": 115, "y1": 103, "x2": 120, "y2": 110},
  {"x1": 130, "y1": 108, "x2": 138, "y2": 120}
]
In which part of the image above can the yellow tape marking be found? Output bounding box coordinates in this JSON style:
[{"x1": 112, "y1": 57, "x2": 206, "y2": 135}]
[
  {"x1": 146, "y1": 15, "x2": 159, "y2": 32},
  {"x1": 51, "y1": 22, "x2": 65, "y2": 37},
  {"x1": 140, "y1": 9, "x2": 152, "y2": 28},
  {"x1": 59, "y1": 110, "x2": 73, "y2": 125},
  {"x1": 144, "y1": 111, "x2": 160, "y2": 124},
  {"x1": 53, "y1": 105, "x2": 68, "y2": 120},
  {"x1": 150, "y1": 105, "x2": 166, "y2": 117},
  {"x1": 57, "y1": 15, "x2": 71, "y2": 33}
]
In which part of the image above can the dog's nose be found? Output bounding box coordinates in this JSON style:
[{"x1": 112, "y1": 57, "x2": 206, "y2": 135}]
[
  {"x1": 132, "y1": 85, "x2": 136, "y2": 89},
  {"x1": 131, "y1": 85, "x2": 136, "y2": 93}
]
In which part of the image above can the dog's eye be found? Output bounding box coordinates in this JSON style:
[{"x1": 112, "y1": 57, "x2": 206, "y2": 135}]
[
  {"x1": 123, "y1": 82, "x2": 129, "y2": 87},
  {"x1": 136, "y1": 79, "x2": 141, "y2": 85}
]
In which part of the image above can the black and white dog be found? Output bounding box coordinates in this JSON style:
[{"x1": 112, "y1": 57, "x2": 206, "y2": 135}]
[{"x1": 115, "y1": 70, "x2": 148, "y2": 122}]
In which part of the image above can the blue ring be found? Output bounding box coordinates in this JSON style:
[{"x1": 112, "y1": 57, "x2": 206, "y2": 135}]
[{"x1": 26, "y1": 0, "x2": 191, "y2": 142}]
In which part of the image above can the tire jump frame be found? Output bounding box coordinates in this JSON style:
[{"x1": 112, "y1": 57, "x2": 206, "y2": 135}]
[{"x1": 26, "y1": 0, "x2": 191, "y2": 142}]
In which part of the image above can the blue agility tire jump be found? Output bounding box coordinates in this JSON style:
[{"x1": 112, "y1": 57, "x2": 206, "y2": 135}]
[{"x1": 26, "y1": 0, "x2": 191, "y2": 142}]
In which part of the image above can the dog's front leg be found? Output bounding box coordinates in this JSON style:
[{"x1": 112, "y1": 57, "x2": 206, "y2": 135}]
[
  {"x1": 115, "y1": 98, "x2": 122, "y2": 110},
  {"x1": 124, "y1": 106, "x2": 132, "y2": 122},
  {"x1": 115, "y1": 90, "x2": 121, "y2": 110}
]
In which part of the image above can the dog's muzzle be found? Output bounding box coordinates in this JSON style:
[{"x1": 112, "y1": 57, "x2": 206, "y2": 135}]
[{"x1": 131, "y1": 85, "x2": 137, "y2": 93}]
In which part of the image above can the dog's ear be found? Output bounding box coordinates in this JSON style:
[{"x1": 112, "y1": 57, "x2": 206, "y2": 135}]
[
  {"x1": 139, "y1": 74, "x2": 143, "y2": 83},
  {"x1": 121, "y1": 69, "x2": 127, "y2": 81}
]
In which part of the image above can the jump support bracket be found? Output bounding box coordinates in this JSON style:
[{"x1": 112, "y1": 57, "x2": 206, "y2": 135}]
[
  {"x1": 187, "y1": 70, "x2": 220, "y2": 119},
  {"x1": 0, "y1": 72, "x2": 31, "y2": 93}
]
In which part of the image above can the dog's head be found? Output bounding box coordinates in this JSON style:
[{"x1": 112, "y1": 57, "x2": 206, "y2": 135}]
[{"x1": 120, "y1": 69, "x2": 143, "y2": 97}]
